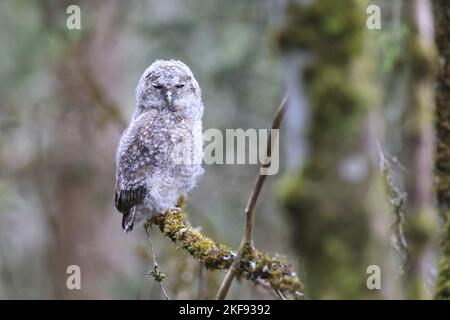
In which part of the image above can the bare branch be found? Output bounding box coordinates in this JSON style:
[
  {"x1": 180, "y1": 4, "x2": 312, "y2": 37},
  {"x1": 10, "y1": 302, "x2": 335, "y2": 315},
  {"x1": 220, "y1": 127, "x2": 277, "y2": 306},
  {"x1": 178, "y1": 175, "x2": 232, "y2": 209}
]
[{"x1": 216, "y1": 96, "x2": 289, "y2": 300}]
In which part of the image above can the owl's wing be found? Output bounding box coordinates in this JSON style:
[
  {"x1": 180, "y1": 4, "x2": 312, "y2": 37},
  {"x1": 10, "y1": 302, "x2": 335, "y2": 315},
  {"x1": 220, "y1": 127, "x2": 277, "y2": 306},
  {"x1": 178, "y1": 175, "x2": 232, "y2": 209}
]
[
  {"x1": 114, "y1": 181, "x2": 146, "y2": 214},
  {"x1": 114, "y1": 111, "x2": 160, "y2": 218}
]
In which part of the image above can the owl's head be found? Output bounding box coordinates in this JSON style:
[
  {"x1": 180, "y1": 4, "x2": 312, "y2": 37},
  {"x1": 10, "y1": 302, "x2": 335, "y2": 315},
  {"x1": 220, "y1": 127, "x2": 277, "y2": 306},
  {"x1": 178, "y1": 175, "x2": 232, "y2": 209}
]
[{"x1": 135, "y1": 59, "x2": 202, "y2": 119}]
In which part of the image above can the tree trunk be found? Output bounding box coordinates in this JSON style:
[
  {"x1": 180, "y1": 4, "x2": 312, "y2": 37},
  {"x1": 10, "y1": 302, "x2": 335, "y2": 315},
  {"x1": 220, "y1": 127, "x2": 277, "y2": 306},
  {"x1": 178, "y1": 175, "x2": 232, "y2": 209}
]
[
  {"x1": 276, "y1": 0, "x2": 394, "y2": 299},
  {"x1": 433, "y1": 0, "x2": 450, "y2": 300}
]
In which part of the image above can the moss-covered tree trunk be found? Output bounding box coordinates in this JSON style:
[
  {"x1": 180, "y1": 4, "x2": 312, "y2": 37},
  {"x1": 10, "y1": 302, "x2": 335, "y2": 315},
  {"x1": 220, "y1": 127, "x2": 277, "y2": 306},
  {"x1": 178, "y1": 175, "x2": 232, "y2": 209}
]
[
  {"x1": 276, "y1": 0, "x2": 392, "y2": 299},
  {"x1": 433, "y1": 0, "x2": 450, "y2": 300},
  {"x1": 400, "y1": 0, "x2": 440, "y2": 300}
]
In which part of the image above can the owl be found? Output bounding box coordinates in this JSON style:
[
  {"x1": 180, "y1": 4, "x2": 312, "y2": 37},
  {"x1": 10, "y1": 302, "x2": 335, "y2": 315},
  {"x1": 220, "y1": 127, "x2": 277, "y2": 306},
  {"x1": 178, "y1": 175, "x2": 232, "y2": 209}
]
[{"x1": 114, "y1": 59, "x2": 204, "y2": 232}]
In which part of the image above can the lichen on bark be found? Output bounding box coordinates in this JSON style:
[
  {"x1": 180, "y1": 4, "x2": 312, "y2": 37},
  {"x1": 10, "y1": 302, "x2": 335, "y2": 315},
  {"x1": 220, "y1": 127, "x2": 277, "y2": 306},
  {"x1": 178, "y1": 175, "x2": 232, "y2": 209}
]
[{"x1": 149, "y1": 209, "x2": 304, "y2": 299}]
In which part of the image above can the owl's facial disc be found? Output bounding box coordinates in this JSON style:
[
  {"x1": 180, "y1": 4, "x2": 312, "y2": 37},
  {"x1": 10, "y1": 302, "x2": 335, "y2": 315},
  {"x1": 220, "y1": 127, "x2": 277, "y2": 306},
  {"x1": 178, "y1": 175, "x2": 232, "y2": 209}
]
[
  {"x1": 149, "y1": 75, "x2": 192, "y2": 109},
  {"x1": 150, "y1": 82, "x2": 175, "y2": 107}
]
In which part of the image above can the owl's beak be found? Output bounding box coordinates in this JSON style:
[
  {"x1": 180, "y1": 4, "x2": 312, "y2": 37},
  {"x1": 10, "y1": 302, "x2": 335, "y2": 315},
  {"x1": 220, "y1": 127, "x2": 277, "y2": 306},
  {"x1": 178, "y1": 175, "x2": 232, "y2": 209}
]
[{"x1": 165, "y1": 91, "x2": 173, "y2": 105}]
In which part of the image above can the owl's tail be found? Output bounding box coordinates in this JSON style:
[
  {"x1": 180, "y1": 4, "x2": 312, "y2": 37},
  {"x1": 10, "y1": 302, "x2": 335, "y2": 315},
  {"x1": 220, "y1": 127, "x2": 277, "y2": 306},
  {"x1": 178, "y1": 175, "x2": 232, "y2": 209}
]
[{"x1": 122, "y1": 207, "x2": 136, "y2": 232}]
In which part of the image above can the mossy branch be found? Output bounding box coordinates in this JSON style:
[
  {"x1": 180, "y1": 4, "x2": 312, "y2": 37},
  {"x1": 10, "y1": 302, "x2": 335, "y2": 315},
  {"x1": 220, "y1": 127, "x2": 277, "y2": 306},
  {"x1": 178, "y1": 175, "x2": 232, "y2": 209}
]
[{"x1": 148, "y1": 209, "x2": 304, "y2": 300}]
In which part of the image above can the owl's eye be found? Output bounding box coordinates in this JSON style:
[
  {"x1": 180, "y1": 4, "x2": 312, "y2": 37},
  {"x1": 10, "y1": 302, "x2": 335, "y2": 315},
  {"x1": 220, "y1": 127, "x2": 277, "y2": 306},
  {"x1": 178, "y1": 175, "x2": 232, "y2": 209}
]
[
  {"x1": 152, "y1": 83, "x2": 163, "y2": 89},
  {"x1": 175, "y1": 83, "x2": 185, "y2": 89}
]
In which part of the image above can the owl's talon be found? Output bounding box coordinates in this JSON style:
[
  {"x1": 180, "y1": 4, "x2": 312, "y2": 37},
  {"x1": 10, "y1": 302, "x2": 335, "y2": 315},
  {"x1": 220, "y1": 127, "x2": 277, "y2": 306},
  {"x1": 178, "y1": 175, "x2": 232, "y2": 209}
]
[
  {"x1": 176, "y1": 194, "x2": 187, "y2": 208},
  {"x1": 168, "y1": 207, "x2": 182, "y2": 214}
]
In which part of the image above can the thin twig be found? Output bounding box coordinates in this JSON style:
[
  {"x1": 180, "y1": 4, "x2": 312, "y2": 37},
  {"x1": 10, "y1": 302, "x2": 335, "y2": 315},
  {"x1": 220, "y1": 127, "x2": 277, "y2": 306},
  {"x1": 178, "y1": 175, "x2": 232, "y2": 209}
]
[
  {"x1": 216, "y1": 96, "x2": 288, "y2": 300},
  {"x1": 274, "y1": 288, "x2": 288, "y2": 300},
  {"x1": 145, "y1": 225, "x2": 171, "y2": 300}
]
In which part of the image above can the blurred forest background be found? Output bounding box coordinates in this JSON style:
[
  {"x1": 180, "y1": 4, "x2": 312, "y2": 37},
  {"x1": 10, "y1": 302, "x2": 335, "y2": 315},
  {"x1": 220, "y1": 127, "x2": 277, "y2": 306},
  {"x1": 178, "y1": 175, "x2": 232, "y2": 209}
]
[{"x1": 0, "y1": 0, "x2": 450, "y2": 299}]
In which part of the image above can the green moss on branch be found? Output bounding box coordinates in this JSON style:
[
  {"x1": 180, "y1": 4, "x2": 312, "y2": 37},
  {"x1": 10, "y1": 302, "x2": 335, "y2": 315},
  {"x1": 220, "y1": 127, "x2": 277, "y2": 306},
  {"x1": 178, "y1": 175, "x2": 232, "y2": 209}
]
[{"x1": 149, "y1": 209, "x2": 304, "y2": 299}]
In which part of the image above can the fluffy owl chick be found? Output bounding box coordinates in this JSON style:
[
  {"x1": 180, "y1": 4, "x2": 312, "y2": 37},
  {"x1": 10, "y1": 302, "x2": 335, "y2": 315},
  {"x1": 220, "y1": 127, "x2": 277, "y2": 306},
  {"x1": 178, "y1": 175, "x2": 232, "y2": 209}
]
[{"x1": 115, "y1": 60, "x2": 204, "y2": 232}]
